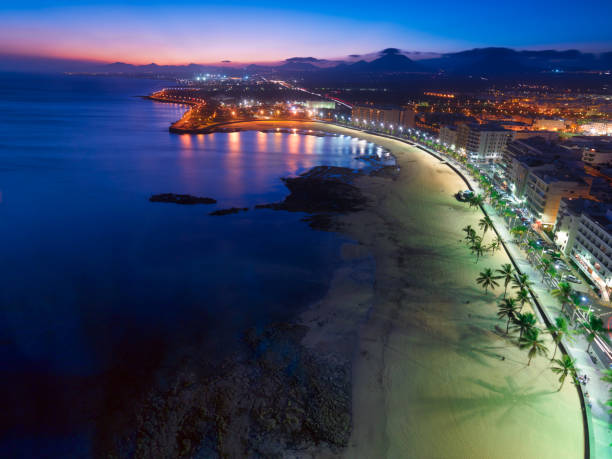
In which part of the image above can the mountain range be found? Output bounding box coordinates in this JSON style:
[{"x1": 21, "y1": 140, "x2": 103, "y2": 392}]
[{"x1": 2, "y1": 47, "x2": 611, "y2": 78}]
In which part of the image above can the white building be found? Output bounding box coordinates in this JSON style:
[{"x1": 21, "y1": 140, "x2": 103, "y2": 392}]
[
  {"x1": 532, "y1": 119, "x2": 567, "y2": 131},
  {"x1": 581, "y1": 121, "x2": 612, "y2": 136},
  {"x1": 456, "y1": 123, "x2": 511, "y2": 163},
  {"x1": 351, "y1": 105, "x2": 415, "y2": 129},
  {"x1": 557, "y1": 200, "x2": 612, "y2": 301},
  {"x1": 524, "y1": 168, "x2": 591, "y2": 227},
  {"x1": 582, "y1": 147, "x2": 612, "y2": 169},
  {"x1": 439, "y1": 125, "x2": 457, "y2": 148}
]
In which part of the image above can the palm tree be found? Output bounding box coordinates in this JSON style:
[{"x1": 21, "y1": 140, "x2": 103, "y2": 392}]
[
  {"x1": 582, "y1": 313, "x2": 608, "y2": 353},
  {"x1": 537, "y1": 258, "x2": 551, "y2": 280},
  {"x1": 469, "y1": 194, "x2": 484, "y2": 209},
  {"x1": 495, "y1": 264, "x2": 515, "y2": 298},
  {"x1": 547, "y1": 317, "x2": 572, "y2": 360},
  {"x1": 519, "y1": 327, "x2": 548, "y2": 366},
  {"x1": 513, "y1": 312, "x2": 537, "y2": 341},
  {"x1": 552, "y1": 282, "x2": 574, "y2": 318},
  {"x1": 488, "y1": 239, "x2": 501, "y2": 254},
  {"x1": 471, "y1": 239, "x2": 486, "y2": 263},
  {"x1": 511, "y1": 273, "x2": 533, "y2": 292},
  {"x1": 462, "y1": 224, "x2": 475, "y2": 240},
  {"x1": 493, "y1": 235, "x2": 503, "y2": 250},
  {"x1": 602, "y1": 368, "x2": 612, "y2": 386},
  {"x1": 497, "y1": 298, "x2": 519, "y2": 334},
  {"x1": 551, "y1": 354, "x2": 576, "y2": 391},
  {"x1": 478, "y1": 216, "x2": 493, "y2": 237},
  {"x1": 515, "y1": 288, "x2": 531, "y2": 312},
  {"x1": 476, "y1": 268, "x2": 499, "y2": 295},
  {"x1": 463, "y1": 225, "x2": 477, "y2": 245},
  {"x1": 510, "y1": 225, "x2": 527, "y2": 241}
]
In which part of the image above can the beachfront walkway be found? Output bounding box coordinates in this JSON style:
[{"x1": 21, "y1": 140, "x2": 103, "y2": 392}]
[
  {"x1": 329, "y1": 122, "x2": 611, "y2": 457},
  {"x1": 414, "y1": 140, "x2": 612, "y2": 458}
]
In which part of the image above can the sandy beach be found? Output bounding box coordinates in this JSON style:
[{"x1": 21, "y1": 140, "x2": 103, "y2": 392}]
[{"x1": 225, "y1": 120, "x2": 585, "y2": 458}]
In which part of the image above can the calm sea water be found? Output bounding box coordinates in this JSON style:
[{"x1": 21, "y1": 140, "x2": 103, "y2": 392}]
[{"x1": 0, "y1": 74, "x2": 383, "y2": 456}]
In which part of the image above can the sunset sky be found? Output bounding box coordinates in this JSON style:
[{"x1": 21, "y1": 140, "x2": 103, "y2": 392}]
[{"x1": 1, "y1": 0, "x2": 611, "y2": 64}]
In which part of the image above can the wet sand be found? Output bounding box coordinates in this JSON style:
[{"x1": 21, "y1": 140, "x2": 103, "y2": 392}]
[{"x1": 213, "y1": 121, "x2": 585, "y2": 457}]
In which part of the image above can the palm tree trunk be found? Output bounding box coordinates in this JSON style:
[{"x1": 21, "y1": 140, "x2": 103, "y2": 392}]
[
  {"x1": 551, "y1": 342, "x2": 558, "y2": 360},
  {"x1": 527, "y1": 355, "x2": 533, "y2": 366},
  {"x1": 506, "y1": 318, "x2": 511, "y2": 334},
  {"x1": 558, "y1": 376, "x2": 565, "y2": 391},
  {"x1": 586, "y1": 339, "x2": 592, "y2": 353}
]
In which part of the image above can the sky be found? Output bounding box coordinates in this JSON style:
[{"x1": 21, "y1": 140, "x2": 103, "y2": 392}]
[{"x1": 0, "y1": 0, "x2": 611, "y2": 65}]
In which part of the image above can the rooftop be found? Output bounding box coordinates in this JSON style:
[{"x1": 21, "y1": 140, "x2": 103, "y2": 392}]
[{"x1": 531, "y1": 166, "x2": 588, "y2": 185}]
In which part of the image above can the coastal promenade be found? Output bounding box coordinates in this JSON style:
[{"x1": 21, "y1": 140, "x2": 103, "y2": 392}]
[
  {"x1": 173, "y1": 118, "x2": 605, "y2": 455},
  {"x1": 346, "y1": 125, "x2": 611, "y2": 458},
  {"x1": 454, "y1": 157, "x2": 611, "y2": 458}
]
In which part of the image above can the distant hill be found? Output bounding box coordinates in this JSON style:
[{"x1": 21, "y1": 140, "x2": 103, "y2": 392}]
[
  {"x1": 419, "y1": 48, "x2": 612, "y2": 75},
  {"x1": 348, "y1": 53, "x2": 422, "y2": 73},
  {"x1": 1, "y1": 47, "x2": 610, "y2": 78}
]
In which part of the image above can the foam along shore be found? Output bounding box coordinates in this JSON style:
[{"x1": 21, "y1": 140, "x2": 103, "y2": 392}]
[{"x1": 218, "y1": 120, "x2": 585, "y2": 458}]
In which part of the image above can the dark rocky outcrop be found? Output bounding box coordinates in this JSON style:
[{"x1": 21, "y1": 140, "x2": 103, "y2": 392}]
[
  {"x1": 149, "y1": 193, "x2": 217, "y2": 205},
  {"x1": 256, "y1": 166, "x2": 368, "y2": 214},
  {"x1": 103, "y1": 323, "x2": 351, "y2": 458},
  {"x1": 209, "y1": 207, "x2": 249, "y2": 216},
  {"x1": 255, "y1": 165, "x2": 383, "y2": 230}
]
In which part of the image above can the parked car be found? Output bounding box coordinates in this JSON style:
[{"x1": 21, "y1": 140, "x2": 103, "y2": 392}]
[{"x1": 563, "y1": 275, "x2": 581, "y2": 284}]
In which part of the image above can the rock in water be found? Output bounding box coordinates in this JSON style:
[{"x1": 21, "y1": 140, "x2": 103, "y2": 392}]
[
  {"x1": 209, "y1": 207, "x2": 249, "y2": 216},
  {"x1": 149, "y1": 193, "x2": 217, "y2": 205}
]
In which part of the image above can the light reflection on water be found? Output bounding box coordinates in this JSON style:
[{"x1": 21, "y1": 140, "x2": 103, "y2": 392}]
[{"x1": 0, "y1": 73, "x2": 389, "y2": 456}]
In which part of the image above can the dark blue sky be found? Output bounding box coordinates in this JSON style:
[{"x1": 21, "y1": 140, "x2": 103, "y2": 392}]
[{"x1": 1, "y1": 0, "x2": 611, "y2": 63}]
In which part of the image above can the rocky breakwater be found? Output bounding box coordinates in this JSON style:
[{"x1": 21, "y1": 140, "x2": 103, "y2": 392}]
[{"x1": 102, "y1": 323, "x2": 351, "y2": 458}]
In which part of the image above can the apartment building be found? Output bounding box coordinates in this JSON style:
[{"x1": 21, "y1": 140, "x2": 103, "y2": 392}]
[
  {"x1": 439, "y1": 125, "x2": 457, "y2": 147},
  {"x1": 455, "y1": 123, "x2": 511, "y2": 163},
  {"x1": 556, "y1": 199, "x2": 612, "y2": 300},
  {"x1": 351, "y1": 105, "x2": 415, "y2": 129},
  {"x1": 582, "y1": 147, "x2": 612, "y2": 169},
  {"x1": 525, "y1": 168, "x2": 591, "y2": 227}
]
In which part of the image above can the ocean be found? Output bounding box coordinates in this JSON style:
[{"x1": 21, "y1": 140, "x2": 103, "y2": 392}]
[{"x1": 0, "y1": 73, "x2": 384, "y2": 456}]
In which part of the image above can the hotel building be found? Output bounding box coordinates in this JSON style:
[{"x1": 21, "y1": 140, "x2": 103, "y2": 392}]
[
  {"x1": 556, "y1": 199, "x2": 612, "y2": 301},
  {"x1": 351, "y1": 105, "x2": 415, "y2": 129},
  {"x1": 455, "y1": 123, "x2": 511, "y2": 163}
]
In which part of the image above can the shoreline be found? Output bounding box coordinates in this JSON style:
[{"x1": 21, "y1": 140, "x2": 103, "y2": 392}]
[
  {"x1": 137, "y1": 114, "x2": 586, "y2": 456},
  {"x1": 219, "y1": 120, "x2": 585, "y2": 457}
]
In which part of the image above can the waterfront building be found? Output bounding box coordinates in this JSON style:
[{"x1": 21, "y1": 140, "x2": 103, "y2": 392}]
[
  {"x1": 439, "y1": 125, "x2": 457, "y2": 147},
  {"x1": 455, "y1": 123, "x2": 511, "y2": 163},
  {"x1": 305, "y1": 100, "x2": 336, "y2": 110},
  {"x1": 525, "y1": 167, "x2": 591, "y2": 227},
  {"x1": 555, "y1": 199, "x2": 612, "y2": 300},
  {"x1": 502, "y1": 136, "x2": 581, "y2": 179},
  {"x1": 351, "y1": 105, "x2": 415, "y2": 129}
]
